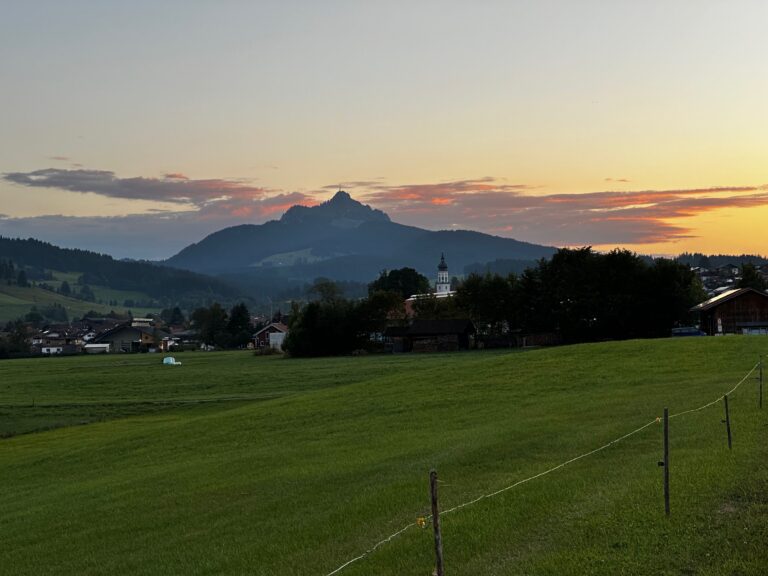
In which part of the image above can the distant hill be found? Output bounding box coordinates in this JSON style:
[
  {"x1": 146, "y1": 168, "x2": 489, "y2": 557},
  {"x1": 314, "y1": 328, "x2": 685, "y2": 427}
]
[
  {"x1": 675, "y1": 252, "x2": 768, "y2": 268},
  {"x1": 0, "y1": 282, "x2": 158, "y2": 325},
  {"x1": 0, "y1": 237, "x2": 242, "y2": 315},
  {"x1": 165, "y1": 191, "x2": 559, "y2": 282}
]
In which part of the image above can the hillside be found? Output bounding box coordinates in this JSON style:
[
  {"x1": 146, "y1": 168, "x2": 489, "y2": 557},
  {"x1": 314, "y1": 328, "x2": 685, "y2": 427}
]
[
  {"x1": 0, "y1": 281, "x2": 160, "y2": 324},
  {"x1": 0, "y1": 338, "x2": 766, "y2": 575},
  {"x1": 0, "y1": 237, "x2": 243, "y2": 318},
  {"x1": 165, "y1": 191, "x2": 557, "y2": 280}
]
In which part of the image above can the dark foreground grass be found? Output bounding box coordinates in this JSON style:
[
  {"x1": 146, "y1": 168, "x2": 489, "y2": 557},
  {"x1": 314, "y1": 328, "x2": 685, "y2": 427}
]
[
  {"x1": 0, "y1": 338, "x2": 766, "y2": 575},
  {"x1": 0, "y1": 351, "x2": 442, "y2": 437}
]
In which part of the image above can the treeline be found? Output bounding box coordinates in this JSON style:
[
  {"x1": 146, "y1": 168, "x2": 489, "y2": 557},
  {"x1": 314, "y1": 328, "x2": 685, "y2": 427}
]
[
  {"x1": 456, "y1": 248, "x2": 705, "y2": 343},
  {"x1": 190, "y1": 302, "x2": 255, "y2": 349},
  {"x1": 0, "y1": 259, "x2": 29, "y2": 287},
  {"x1": 676, "y1": 252, "x2": 768, "y2": 268},
  {"x1": 0, "y1": 321, "x2": 30, "y2": 359},
  {"x1": 0, "y1": 237, "x2": 241, "y2": 302},
  {"x1": 463, "y1": 257, "x2": 541, "y2": 277},
  {"x1": 284, "y1": 248, "x2": 706, "y2": 357}
]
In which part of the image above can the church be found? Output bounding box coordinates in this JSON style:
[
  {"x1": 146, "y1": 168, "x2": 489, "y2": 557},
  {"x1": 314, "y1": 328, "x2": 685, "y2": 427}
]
[
  {"x1": 388, "y1": 253, "x2": 475, "y2": 352},
  {"x1": 435, "y1": 253, "x2": 452, "y2": 295},
  {"x1": 404, "y1": 253, "x2": 456, "y2": 313}
]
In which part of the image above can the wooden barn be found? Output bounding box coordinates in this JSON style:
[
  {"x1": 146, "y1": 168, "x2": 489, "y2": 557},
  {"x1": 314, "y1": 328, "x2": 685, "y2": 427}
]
[
  {"x1": 93, "y1": 324, "x2": 167, "y2": 352},
  {"x1": 384, "y1": 319, "x2": 476, "y2": 352},
  {"x1": 690, "y1": 287, "x2": 768, "y2": 335}
]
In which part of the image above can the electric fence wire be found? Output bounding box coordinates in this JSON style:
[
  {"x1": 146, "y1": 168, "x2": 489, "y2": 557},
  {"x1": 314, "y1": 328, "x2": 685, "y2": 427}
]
[
  {"x1": 669, "y1": 362, "x2": 758, "y2": 419},
  {"x1": 322, "y1": 360, "x2": 761, "y2": 576}
]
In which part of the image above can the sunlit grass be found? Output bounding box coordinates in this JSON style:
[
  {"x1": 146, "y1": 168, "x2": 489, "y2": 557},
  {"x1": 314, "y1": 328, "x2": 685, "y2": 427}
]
[{"x1": 1, "y1": 338, "x2": 766, "y2": 575}]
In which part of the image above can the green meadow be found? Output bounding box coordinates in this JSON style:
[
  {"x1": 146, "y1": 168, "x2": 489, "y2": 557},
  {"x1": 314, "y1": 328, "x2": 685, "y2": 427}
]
[
  {"x1": 1, "y1": 338, "x2": 767, "y2": 575},
  {"x1": 0, "y1": 271, "x2": 161, "y2": 324}
]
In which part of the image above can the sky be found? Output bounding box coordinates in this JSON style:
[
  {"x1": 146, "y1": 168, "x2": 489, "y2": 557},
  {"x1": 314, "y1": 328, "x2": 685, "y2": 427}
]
[{"x1": 1, "y1": 0, "x2": 767, "y2": 260}]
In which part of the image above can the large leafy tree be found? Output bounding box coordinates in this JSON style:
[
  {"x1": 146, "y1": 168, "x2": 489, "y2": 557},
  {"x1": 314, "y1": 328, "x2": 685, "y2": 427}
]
[
  {"x1": 160, "y1": 306, "x2": 185, "y2": 326},
  {"x1": 0, "y1": 320, "x2": 30, "y2": 358},
  {"x1": 368, "y1": 268, "x2": 430, "y2": 299},
  {"x1": 738, "y1": 263, "x2": 767, "y2": 291},
  {"x1": 308, "y1": 277, "x2": 344, "y2": 303},
  {"x1": 227, "y1": 302, "x2": 253, "y2": 348},
  {"x1": 283, "y1": 298, "x2": 368, "y2": 357},
  {"x1": 191, "y1": 303, "x2": 228, "y2": 347},
  {"x1": 454, "y1": 273, "x2": 518, "y2": 335}
]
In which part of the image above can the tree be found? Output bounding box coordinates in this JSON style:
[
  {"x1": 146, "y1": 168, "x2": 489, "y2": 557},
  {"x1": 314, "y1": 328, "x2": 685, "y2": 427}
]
[
  {"x1": 24, "y1": 307, "x2": 45, "y2": 326},
  {"x1": 360, "y1": 290, "x2": 405, "y2": 332},
  {"x1": 227, "y1": 302, "x2": 253, "y2": 348},
  {"x1": 59, "y1": 280, "x2": 71, "y2": 296},
  {"x1": 78, "y1": 284, "x2": 96, "y2": 302},
  {"x1": 368, "y1": 268, "x2": 430, "y2": 299},
  {"x1": 41, "y1": 303, "x2": 68, "y2": 322},
  {"x1": 283, "y1": 298, "x2": 368, "y2": 357},
  {"x1": 16, "y1": 270, "x2": 29, "y2": 287},
  {"x1": 308, "y1": 278, "x2": 344, "y2": 303},
  {"x1": 454, "y1": 273, "x2": 518, "y2": 335},
  {"x1": 0, "y1": 320, "x2": 30, "y2": 358},
  {"x1": 409, "y1": 293, "x2": 461, "y2": 320},
  {"x1": 191, "y1": 303, "x2": 228, "y2": 347},
  {"x1": 738, "y1": 263, "x2": 767, "y2": 291},
  {"x1": 510, "y1": 248, "x2": 703, "y2": 342},
  {"x1": 643, "y1": 258, "x2": 706, "y2": 335},
  {"x1": 160, "y1": 306, "x2": 185, "y2": 326}
]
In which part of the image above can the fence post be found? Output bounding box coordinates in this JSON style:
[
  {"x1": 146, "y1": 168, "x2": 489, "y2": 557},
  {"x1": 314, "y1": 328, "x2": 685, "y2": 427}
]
[
  {"x1": 663, "y1": 408, "x2": 670, "y2": 516},
  {"x1": 760, "y1": 358, "x2": 763, "y2": 410},
  {"x1": 430, "y1": 470, "x2": 445, "y2": 576},
  {"x1": 723, "y1": 394, "x2": 732, "y2": 450}
]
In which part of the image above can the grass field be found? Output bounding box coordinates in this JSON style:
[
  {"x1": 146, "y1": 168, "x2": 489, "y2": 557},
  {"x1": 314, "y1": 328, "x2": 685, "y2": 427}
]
[
  {"x1": 1, "y1": 338, "x2": 767, "y2": 575},
  {"x1": 0, "y1": 279, "x2": 159, "y2": 324}
]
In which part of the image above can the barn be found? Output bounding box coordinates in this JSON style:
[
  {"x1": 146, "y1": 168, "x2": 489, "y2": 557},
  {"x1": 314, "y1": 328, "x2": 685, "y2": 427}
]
[{"x1": 690, "y1": 287, "x2": 768, "y2": 335}]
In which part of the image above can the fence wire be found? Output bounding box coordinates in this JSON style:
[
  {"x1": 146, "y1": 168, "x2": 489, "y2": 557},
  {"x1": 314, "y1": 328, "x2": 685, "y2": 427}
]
[{"x1": 323, "y1": 360, "x2": 761, "y2": 576}]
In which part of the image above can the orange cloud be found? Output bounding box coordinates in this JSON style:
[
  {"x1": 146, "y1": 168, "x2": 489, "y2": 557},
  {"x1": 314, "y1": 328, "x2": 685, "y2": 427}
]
[{"x1": 352, "y1": 178, "x2": 768, "y2": 246}]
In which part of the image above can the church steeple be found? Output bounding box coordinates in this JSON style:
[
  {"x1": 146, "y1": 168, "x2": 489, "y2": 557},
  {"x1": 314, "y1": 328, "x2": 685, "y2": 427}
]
[{"x1": 436, "y1": 253, "x2": 450, "y2": 293}]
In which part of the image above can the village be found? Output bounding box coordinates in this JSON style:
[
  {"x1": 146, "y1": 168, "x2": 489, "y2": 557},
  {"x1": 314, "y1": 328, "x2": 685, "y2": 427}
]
[{"x1": 6, "y1": 254, "x2": 768, "y2": 358}]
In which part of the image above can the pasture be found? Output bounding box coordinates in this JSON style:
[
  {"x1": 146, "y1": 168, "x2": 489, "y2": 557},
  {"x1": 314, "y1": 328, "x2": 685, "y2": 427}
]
[
  {"x1": 0, "y1": 338, "x2": 766, "y2": 575},
  {"x1": 0, "y1": 276, "x2": 160, "y2": 324}
]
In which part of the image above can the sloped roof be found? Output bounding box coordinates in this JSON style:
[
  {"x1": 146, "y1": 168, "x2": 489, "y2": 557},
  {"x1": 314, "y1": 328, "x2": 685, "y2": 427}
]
[
  {"x1": 93, "y1": 323, "x2": 169, "y2": 342},
  {"x1": 690, "y1": 287, "x2": 768, "y2": 312},
  {"x1": 253, "y1": 322, "x2": 289, "y2": 337}
]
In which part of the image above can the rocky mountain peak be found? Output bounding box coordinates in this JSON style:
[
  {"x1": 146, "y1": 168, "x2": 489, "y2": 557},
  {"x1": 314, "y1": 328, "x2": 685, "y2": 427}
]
[{"x1": 280, "y1": 191, "x2": 390, "y2": 227}]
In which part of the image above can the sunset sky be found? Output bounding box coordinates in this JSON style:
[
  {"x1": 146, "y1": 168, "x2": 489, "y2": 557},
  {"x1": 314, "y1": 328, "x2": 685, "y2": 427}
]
[{"x1": 2, "y1": 1, "x2": 767, "y2": 259}]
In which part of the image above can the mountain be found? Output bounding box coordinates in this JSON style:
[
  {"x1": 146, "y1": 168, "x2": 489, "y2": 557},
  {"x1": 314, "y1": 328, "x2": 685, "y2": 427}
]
[{"x1": 165, "y1": 191, "x2": 558, "y2": 283}]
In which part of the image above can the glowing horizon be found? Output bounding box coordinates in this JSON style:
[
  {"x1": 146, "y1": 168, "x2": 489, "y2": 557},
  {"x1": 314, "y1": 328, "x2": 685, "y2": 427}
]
[{"x1": 1, "y1": 1, "x2": 766, "y2": 259}]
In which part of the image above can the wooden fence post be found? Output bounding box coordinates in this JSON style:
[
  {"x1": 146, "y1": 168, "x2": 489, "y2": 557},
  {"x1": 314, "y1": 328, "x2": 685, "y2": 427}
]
[
  {"x1": 723, "y1": 394, "x2": 732, "y2": 450},
  {"x1": 663, "y1": 408, "x2": 670, "y2": 516},
  {"x1": 430, "y1": 470, "x2": 445, "y2": 576},
  {"x1": 760, "y1": 358, "x2": 763, "y2": 410}
]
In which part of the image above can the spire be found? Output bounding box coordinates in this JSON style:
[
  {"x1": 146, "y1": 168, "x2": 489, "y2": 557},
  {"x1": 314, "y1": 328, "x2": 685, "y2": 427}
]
[
  {"x1": 436, "y1": 253, "x2": 450, "y2": 294},
  {"x1": 438, "y1": 253, "x2": 448, "y2": 271}
]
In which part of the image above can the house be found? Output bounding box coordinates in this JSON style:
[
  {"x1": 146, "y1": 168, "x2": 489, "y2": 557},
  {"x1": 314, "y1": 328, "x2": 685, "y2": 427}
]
[
  {"x1": 690, "y1": 287, "x2": 768, "y2": 335},
  {"x1": 31, "y1": 324, "x2": 86, "y2": 355},
  {"x1": 93, "y1": 323, "x2": 169, "y2": 352},
  {"x1": 716, "y1": 263, "x2": 741, "y2": 278},
  {"x1": 384, "y1": 319, "x2": 476, "y2": 352},
  {"x1": 253, "y1": 322, "x2": 289, "y2": 350}
]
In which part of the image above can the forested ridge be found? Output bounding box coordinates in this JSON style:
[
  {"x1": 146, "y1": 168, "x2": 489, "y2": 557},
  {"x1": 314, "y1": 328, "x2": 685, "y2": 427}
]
[{"x1": 0, "y1": 237, "x2": 240, "y2": 301}]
